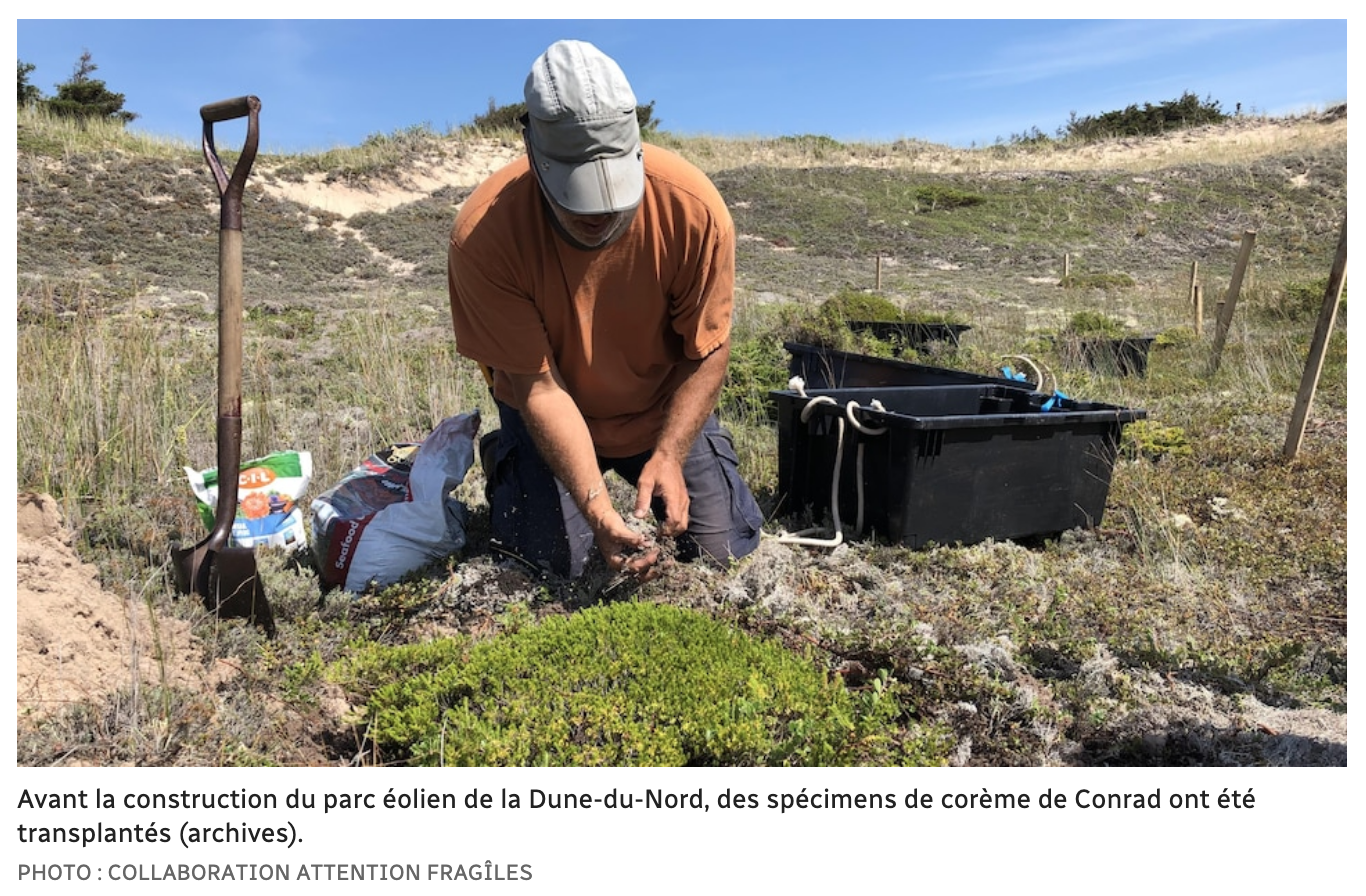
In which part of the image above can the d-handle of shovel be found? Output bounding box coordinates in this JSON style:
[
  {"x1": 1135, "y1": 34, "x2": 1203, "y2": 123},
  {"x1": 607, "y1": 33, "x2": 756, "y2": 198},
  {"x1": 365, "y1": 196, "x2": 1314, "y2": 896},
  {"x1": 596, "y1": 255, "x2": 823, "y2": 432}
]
[{"x1": 201, "y1": 95, "x2": 261, "y2": 231}]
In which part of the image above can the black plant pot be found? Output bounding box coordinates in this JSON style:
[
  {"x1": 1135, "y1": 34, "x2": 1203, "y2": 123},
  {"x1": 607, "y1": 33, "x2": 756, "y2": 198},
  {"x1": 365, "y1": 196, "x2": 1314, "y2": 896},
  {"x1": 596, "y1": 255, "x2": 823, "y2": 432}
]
[
  {"x1": 845, "y1": 320, "x2": 972, "y2": 354},
  {"x1": 785, "y1": 342, "x2": 1024, "y2": 391},
  {"x1": 1066, "y1": 336, "x2": 1156, "y2": 378}
]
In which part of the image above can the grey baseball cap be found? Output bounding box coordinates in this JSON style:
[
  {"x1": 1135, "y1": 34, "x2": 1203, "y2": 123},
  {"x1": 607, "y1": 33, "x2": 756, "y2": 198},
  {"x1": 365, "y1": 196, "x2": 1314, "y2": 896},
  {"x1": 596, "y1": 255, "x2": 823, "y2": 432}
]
[{"x1": 523, "y1": 40, "x2": 644, "y2": 215}]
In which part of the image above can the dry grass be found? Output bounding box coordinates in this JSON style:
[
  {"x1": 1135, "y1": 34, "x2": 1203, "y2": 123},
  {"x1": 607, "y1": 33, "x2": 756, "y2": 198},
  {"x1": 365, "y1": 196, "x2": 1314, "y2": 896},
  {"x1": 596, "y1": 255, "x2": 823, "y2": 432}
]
[{"x1": 657, "y1": 111, "x2": 1347, "y2": 175}]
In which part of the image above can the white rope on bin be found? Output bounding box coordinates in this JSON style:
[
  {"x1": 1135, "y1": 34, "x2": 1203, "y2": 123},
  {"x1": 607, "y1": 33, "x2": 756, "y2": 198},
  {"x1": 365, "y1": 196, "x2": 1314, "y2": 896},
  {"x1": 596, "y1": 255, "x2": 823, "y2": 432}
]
[
  {"x1": 999, "y1": 353, "x2": 1058, "y2": 395},
  {"x1": 771, "y1": 377, "x2": 887, "y2": 548},
  {"x1": 999, "y1": 353, "x2": 1042, "y2": 390}
]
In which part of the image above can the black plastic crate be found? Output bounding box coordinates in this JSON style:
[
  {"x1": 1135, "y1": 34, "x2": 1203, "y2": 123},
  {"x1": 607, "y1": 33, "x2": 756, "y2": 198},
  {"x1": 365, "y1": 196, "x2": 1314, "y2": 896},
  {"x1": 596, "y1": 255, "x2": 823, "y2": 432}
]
[
  {"x1": 844, "y1": 320, "x2": 972, "y2": 352},
  {"x1": 772, "y1": 384, "x2": 1146, "y2": 548},
  {"x1": 1064, "y1": 336, "x2": 1157, "y2": 378},
  {"x1": 786, "y1": 341, "x2": 1025, "y2": 391}
]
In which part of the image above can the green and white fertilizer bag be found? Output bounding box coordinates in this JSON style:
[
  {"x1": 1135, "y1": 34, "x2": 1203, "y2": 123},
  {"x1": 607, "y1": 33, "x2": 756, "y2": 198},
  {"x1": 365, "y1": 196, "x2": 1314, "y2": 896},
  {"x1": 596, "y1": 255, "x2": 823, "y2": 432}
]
[
  {"x1": 185, "y1": 450, "x2": 313, "y2": 549},
  {"x1": 310, "y1": 410, "x2": 480, "y2": 594}
]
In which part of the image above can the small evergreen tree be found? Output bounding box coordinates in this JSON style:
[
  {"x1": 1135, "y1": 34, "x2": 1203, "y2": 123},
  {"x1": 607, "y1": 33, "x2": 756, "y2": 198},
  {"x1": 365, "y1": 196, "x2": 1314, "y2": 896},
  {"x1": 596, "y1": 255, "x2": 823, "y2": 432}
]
[
  {"x1": 18, "y1": 60, "x2": 42, "y2": 107},
  {"x1": 636, "y1": 99, "x2": 661, "y2": 133},
  {"x1": 468, "y1": 97, "x2": 525, "y2": 132},
  {"x1": 44, "y1": 50, "x2": 137, "y2": 125}
]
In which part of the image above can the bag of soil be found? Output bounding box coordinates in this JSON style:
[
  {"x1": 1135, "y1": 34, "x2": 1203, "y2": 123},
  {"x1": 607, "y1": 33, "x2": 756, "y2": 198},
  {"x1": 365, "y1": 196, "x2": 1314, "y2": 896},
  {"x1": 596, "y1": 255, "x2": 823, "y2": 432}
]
[
  {"x1": 185, "y1": 450, "x2": 312, "y2": 549},
  {"x1": 310, "y1": 410, "x2": 480, "y2": 593}
]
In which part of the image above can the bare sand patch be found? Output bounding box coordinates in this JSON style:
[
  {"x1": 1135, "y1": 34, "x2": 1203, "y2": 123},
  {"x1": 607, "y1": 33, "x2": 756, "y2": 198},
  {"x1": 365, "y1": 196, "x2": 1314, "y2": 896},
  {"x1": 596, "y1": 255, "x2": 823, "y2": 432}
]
[{"x1": 17, "y1": 493, "x2": 206, "y2": 729}]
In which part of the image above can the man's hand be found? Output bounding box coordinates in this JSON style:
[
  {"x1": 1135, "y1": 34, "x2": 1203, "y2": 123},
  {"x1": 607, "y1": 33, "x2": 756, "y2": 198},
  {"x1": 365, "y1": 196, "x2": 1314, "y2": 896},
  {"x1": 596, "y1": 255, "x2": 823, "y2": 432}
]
[
  {"x1": 634, "y1": 452, "x2": 689, "y2": 537},
  {"x1": 587, "y1": 496, "x2": 663, "y2": 581}
]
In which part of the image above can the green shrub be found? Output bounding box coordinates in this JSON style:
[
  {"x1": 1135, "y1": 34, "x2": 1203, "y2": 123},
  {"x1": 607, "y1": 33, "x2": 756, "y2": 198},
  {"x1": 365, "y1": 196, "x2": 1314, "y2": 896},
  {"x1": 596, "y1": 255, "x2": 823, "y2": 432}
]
[
  {"x1": 786, "y1": 289, "x2": 891, "y2": 350},
  {"x1": 722, "y1": 332, "x2": 789, "y2": 422},
  {"x1": 1064, "y1": 92, "x2": 1229, "y2": 142},
  {"x1": 346, "y1": 601, "x2": 935, "y2": 766},
  {"x1": 464, "y1": 99, "x2": 525, "y2": 132},
  {"x1": 1064, "y1": 310, "x2": 1130, "y2": 336},
  {"x1": 1261, "y1": 276, "x2": 1348, "y2": 322},
  {"x1": 1154, "y1": 326, "x2": 1196, "y2": 348},
  {"x1": 815, "y1": 289, "x2": 966, "y2": 326},
  {"x1": 900, "y1": 308, "x2": 967, "y2": 325},
  {"x1": 771, "y1": 134, "x2": 846, "y2": 156},
  {"x1": 1006, "y1": 126, "x2": 1054, "y2": 147},
  {"x1": 822, "y1": 287, "x2": 903, "y2": 322},
  {"x1": 786, "y1": 289, "x2": 971, "y2": 357},
  {"x1": 914, "y1": 184, "x2": 986, "y2": 210},
  {"x1": 329, "y1": 637, "x2": 472, "y2": 698}
]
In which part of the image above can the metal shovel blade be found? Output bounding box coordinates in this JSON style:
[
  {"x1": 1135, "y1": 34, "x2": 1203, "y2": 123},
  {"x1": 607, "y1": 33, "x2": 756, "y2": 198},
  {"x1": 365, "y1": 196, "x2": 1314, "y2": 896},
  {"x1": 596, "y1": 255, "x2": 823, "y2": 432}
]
[
  {"x1": 209, "y1": 547, "x2": 275, "y2": 638},
  {"x1": 171, "y1": 538, "x2": 275, "y2": 638}
]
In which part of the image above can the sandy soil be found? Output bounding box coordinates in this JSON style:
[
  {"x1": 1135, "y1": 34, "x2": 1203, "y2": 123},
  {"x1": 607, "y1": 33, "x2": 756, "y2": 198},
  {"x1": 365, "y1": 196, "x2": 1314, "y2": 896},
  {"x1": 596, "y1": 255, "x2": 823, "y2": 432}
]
[
  {"x1": 258, "y1": 142, "x2": 523, "y2": 218},
  {"x1": 16, "y1": 493, "x2": 205, "y2": 730}
]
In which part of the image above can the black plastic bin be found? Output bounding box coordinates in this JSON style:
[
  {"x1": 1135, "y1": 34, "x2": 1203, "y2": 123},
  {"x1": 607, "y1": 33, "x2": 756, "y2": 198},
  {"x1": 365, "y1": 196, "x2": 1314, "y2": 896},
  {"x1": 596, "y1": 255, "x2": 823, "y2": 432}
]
[
  {"x1": 845, "y1": 320, "x2": 972, "y2": 352},
  {"x1": 773, "y1": 384, "x2": 1146, "y2": 548},
  {"x1": 786, "y1": 341, "x2": 1026, "y2": 391},
  {"x1": 1064, "y1": 336, "x2": 1157, "y2": 378}
]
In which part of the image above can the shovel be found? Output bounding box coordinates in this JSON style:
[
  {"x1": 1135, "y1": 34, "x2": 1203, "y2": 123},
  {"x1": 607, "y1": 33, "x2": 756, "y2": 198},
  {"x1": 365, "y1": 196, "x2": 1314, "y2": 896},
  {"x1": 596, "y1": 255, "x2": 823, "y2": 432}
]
[{"x1": 170, "y1": 95, "x2": 275, "y2": 638}]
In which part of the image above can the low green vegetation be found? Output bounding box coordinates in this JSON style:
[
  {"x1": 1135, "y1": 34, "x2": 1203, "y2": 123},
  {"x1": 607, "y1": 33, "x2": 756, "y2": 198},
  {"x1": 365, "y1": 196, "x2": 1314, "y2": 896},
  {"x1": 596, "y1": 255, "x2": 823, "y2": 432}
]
[
  {"x1": 719, "y1": 327, "x2": 789, "y2": 422},
  {"x1": 1064, "y1": 310, "x2": 1131, "y2": 336},
  {"x1": 269, "y1": 123, "x2": 454, "y2": 183},
  {"x1": 779, "y1": 288, "x2": 972, "y2": 359},
  {"x1": 1153, "y1": 326, "x2": 1197, "y2": 348},
  {"x1": 1260, "y1": 275, "x2": 1348, "y2": 322},
  {"x1": 1121, "y1": 420, "x2": 1193, "y2": 460},
  {"x1": 714, "y1": 139, "x2": 1344, "y2": 278},
  {"x1": 822, "y1": 287, "x2": 905, "y2": 322},
  {"x1": 339, "y1": 601, "x2": 944, "y2": 766},
  {"x1": 913, "y1": 184, "x2": 986, "y2": 210}
]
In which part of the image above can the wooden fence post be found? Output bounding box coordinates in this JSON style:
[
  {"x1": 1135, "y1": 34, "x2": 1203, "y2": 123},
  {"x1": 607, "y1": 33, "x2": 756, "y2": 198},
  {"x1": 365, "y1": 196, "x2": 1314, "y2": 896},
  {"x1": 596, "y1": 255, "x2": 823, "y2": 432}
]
[
  {"x1": 1189, "y1": 261, "x2": 1202, "y2": 335},
  {"x1": 1283, "y1": 216, "x2": 1348, "y2": 460},
  {"x1": 875, "y1": 255, "x2": 883, "y2": 290},
  {"x1": 1207, "y1": 230, "x2": 1257, "y2": 376}
]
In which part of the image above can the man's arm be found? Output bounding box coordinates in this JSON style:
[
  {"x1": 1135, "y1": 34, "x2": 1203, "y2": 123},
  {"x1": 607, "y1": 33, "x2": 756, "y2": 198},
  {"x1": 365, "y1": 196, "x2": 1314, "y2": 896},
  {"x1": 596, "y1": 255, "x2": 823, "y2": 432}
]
[
  {"x1": 633, "y1": 339, "x2": 730, "y2": 536},
  {"x1": 504, "y1": 364, "x2": 661, "y2": 579}
]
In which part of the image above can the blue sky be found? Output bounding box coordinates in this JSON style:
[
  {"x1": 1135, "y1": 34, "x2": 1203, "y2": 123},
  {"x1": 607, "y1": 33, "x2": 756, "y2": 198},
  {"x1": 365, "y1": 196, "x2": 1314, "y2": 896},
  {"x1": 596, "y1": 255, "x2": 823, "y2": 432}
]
[{"x1": 14, "y1": 18, "x2": 1349, "y2": 154}]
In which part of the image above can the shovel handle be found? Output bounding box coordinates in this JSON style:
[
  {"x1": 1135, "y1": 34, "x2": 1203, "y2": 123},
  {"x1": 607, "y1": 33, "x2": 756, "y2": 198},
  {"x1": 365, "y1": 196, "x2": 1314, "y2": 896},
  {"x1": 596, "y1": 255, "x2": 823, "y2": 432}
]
[
  {"x1": 200, "y1": 96, "x2": 260, "y2": 490},
  {"x1": 201, "y1": 95, "x2": 261, "y2": 231}
]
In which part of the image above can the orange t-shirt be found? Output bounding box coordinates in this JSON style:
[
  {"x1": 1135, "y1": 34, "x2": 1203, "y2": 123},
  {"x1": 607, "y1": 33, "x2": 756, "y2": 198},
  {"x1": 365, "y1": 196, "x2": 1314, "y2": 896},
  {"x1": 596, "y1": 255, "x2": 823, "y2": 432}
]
[{"x1": 448, "y1": 144, "x2": 734, "y2": 457}]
